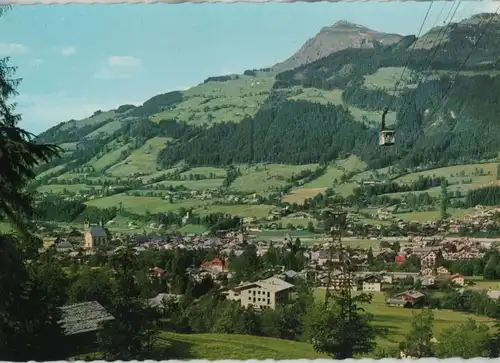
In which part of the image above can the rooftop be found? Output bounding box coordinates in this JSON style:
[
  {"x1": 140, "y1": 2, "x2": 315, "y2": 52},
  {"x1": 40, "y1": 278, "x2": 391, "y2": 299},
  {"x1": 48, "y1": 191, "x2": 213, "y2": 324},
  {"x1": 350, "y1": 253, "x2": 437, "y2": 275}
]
[
  {"x1": 58, "y1": 301, "x2": 115, "y2": 336},
  {"x1": 237, "y1": 277, "x2": 294, "y2": 293}
]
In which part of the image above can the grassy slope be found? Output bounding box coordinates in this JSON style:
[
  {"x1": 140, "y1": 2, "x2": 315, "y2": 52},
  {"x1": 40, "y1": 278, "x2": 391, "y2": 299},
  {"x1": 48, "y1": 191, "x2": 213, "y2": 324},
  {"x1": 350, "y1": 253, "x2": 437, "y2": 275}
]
[
  {"x1": 314, "y1": 289, "x2": 495, "y2": 351},
  {"x1": 151, "y1": 74, "x2": 274, "y2": 126},
  {"x1": 159, "y1": 332, "x2": 327, "y2": 360},
  {"x1": 40, "y1": 158, "x2": 497, "y2": 224},
  {"x1": 76, "y1": 331, "x2": 326, "y2": 360},
  {"x1": 35, "y1": 66, "x2": 500, "y2": 225}
]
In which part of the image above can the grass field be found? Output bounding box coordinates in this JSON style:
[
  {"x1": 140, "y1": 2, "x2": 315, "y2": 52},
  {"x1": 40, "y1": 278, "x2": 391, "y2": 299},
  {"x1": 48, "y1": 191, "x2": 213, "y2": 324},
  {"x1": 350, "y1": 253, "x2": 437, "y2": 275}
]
[
  {"x1": 280, "y1": 157, "x2": 367, "y2": 203},
  {"x1": 76, "y1": 331, "x2": 326, "y2": 360},
  {"x1": 36, "y1": 164, "x2": 67, "y2": 179},
  {"x1": 395, "y1": 163, "x2": 497, "y2": 185},
  {"x1": 153, "y1": 179, "x2": 224, "y2": 190},
  {"x1": 106, "y1": 137, "x2": 171, "y2": 176},
  {"x1": 180, "y1": 166, "x2": 227, "y2": 179},
  {"x1": 282, "y1": 188, "x2": 327, "y2": 204},
  {"x1": 336, "y1": 155, "x2": 367, "y2": 172},
  {"x1": 391, "y1": 208, "x2": 471, "y2": 222},
  {"x1": 89, "y1": 144, "x2": 131, "y2": 173},
  {"x1": 288, "y1": 88, "x2": 396, "y2": 125},
  {"x1": 160, "y1": 332, "x2": 327, "y2": 360},
  {"x1": 59, "y1": 110, "x2": 117, "y2": 131},
  {"x1": 466, "y1": 276, "x2": 500, "y2": 291},
  {"x1": 313, "y1": 289, "x2": 494, "y2": 350},
  {"x1": 230, "y1": 164, "x2": 317, "y2": 194},
  {"x1": 37, "y1": 184, "x2": 97, "y2": 194},
  {"x1": 195, "y1": 204, "x2": 274, "y2": 218},
  {"x1": 150, "y1": 75, "x2": 274, "y2": 126},
  {"x1": 86, "y1": 195, "x2": 203, "y2": 214},
  {"x1": 364, "y1": 67, "x2": 416, "y2": 94}
]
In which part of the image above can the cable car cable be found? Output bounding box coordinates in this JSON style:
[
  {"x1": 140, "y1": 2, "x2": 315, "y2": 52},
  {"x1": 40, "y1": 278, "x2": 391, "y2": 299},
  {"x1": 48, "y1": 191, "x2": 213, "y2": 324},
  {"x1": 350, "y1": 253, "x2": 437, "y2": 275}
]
[
  {"x1": 426, "y1": 6, "x2": 500, "y2": 124},
  {"x1": 380, "y1": 1, "x2": 434, "y2": 147},
  {"x1": 388, "y1": 1, "x2": 434, "y2": 113},
  {"x1": 398, "y1": 0, "x2": 461, "y2": 123}
]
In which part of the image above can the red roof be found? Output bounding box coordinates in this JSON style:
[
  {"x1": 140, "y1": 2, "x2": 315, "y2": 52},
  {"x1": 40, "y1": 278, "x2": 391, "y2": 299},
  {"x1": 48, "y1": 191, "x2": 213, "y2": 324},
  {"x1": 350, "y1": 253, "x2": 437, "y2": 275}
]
[
  {"x1": 201, "y1": 257, "x2": 227, "y2": 269},
  {"x1": 395, "y1": 255, "x2": 406, "y2": 263},
  {"x1": 150, "y1": 267, "x2": 165, "y2": 275}
]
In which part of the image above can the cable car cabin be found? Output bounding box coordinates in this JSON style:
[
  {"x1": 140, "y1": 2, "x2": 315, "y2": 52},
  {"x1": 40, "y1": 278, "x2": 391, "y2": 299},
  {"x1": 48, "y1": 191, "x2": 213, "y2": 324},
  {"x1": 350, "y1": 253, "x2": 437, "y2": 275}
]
[
  {"x1": 379, "y1": 106, "x2": 395, "y2": 146},
  {"x1": 379, "y1": 129, "x2": 395, "y2": 146}
]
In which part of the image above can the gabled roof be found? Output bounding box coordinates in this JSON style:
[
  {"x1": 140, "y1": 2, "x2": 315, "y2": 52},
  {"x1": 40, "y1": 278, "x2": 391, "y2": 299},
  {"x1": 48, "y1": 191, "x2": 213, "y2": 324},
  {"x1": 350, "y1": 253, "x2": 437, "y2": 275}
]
[
  {"x1": 236, "y1": 277, "x2": 294, "y2": 293},
  {"x1": 395, "y1": 290, "x2": 424, "y2": 299},
  {"x1": 88, "y1": 226, "x2": 107, "y2": 238},
  {"x1": 362, "y1": 274, "x2": 382, "y2": 283},
  {"x1": 58, "y1": 301, "x2": 114, "y2": 336}
]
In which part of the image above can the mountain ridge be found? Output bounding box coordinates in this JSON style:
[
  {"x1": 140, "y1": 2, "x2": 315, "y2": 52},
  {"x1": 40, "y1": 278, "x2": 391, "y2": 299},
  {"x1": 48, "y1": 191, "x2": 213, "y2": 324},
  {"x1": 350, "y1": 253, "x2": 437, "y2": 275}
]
[
  {"x1": 272, "y1": 20, "x2": 404, "y2": 72},
  {"x1": 34, "y1": 13, "x2": 500, "y2": 181}
]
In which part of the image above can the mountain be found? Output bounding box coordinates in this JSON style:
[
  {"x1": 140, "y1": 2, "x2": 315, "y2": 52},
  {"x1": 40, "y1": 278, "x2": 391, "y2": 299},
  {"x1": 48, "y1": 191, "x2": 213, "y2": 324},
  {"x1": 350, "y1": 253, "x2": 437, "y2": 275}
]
[
  {"x1": 34, "y1": 13, "x2": 500, "y2": 183},
  {"x1": 273, "y1": 21, "x2": 404, "y2": 71}
]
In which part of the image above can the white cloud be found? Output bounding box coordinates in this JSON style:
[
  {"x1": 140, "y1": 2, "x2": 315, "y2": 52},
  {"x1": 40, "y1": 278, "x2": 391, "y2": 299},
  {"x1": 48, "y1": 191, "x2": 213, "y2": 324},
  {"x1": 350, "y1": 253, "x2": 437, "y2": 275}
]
[
  {"x1": 93, "y1": 55, "x2": 143, "y2": 80},
  {"x1": 0, "y1": 42, "x2": 28, "y2": 56},
  {"x1": 61, "y1": 46, "x2": 77, "y2": 57}
]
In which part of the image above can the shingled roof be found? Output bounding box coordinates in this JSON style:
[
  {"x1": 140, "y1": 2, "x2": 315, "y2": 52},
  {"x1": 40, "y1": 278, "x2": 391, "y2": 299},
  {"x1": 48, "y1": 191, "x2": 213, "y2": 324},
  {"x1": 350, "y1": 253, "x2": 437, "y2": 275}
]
[{"x1": 58, "y1": 301, "x2": 115, "y2": 336}]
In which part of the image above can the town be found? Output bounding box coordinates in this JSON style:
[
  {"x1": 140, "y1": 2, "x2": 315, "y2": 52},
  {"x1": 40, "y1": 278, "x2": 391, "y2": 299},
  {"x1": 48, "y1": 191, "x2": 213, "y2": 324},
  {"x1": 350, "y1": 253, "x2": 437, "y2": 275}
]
[{"x1": 36, "y1": 206, "x2": 500, "y2": 358}]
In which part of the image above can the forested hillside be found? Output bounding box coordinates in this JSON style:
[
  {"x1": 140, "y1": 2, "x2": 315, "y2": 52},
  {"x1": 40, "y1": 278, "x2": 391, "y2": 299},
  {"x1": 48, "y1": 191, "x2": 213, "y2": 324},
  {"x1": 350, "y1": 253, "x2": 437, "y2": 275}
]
[{"x1": 34, "y1": 13, "x2": 500, "y2": 179}]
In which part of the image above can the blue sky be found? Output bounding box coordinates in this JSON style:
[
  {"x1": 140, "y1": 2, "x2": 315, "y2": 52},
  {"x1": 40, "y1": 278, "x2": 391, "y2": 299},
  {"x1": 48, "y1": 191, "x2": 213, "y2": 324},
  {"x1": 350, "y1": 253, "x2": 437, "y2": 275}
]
[{"x1": 0, "y1": 1, "x2": 495, "y2": 134}]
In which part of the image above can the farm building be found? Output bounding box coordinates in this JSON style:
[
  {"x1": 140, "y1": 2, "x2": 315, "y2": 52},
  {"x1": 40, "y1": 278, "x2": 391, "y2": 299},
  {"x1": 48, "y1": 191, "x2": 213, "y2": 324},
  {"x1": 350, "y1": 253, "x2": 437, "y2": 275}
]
[{"x1": 58, "y1": 301, "x2": 115, "y2": 353}]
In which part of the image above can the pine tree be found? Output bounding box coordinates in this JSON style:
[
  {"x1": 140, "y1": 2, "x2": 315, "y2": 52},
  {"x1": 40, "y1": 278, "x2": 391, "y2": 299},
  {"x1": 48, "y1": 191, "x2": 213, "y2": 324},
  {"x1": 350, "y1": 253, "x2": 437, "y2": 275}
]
[{"x1": 440, "y1": 179, "x2": 449, "y2": 220}]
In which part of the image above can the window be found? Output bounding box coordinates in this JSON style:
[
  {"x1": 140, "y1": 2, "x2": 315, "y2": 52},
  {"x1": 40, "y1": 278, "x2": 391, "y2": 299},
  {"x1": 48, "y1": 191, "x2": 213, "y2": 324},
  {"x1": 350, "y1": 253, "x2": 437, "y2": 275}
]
[{"x1": 267, "y1": 299, "x2": 270, "y2": 305}]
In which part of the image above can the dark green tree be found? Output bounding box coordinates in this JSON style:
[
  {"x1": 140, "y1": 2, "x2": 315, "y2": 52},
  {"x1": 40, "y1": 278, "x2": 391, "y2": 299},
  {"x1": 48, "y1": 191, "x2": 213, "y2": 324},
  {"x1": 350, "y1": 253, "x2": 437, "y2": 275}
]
[{"x1": 399, "y1": 309, "x2": 435, "y2": 358}]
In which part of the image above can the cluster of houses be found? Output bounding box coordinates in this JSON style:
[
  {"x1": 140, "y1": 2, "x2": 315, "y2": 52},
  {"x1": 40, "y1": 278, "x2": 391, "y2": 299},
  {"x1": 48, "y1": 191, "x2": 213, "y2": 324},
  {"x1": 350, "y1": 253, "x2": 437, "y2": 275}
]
[{"x1": 42, "y1": 218, "x2": 500, "y2": 312}]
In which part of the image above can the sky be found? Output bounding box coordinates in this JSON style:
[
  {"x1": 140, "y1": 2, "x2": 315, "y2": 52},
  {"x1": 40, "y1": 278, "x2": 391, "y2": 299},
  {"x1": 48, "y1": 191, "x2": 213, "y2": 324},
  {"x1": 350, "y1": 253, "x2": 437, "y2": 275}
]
[{"x1": 0, "y1": 1, "x2": 497, "y2": 134}]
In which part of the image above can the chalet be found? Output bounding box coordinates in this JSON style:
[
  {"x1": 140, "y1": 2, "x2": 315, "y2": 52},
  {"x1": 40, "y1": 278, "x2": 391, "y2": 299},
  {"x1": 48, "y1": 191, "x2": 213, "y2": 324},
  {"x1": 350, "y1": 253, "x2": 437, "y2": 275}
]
[
  {"x1": 58, "y1": 301, "x2": 114, "y2": 352},
  {"x1": 361, "y1": 274, "x2": 382, "y2": 292},
  {"x1": 386, "y1": 298, "x2": 411, "y2": 308},
  {"x1": 330, "y1": 272, "x2": 357, "y2": 292},
  {"x1": 394, "y1": 290, "x2": 425, "y2": 306},
  {"x1": 200, "y1": 257, "x2": 227, "y2": 273},
  {"x1": 223, "y1": 277, "x2": 293, "y2": 310}
]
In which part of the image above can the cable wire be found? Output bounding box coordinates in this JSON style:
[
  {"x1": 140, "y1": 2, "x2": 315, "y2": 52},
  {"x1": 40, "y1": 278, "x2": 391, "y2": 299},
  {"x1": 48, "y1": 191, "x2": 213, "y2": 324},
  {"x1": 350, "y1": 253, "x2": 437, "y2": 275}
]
[
  {"x1": 388, "y1": 1, "x2": 435, "y2": 112},
  {"x1": 398, "y1": 0, "x2": 462, "y2": 123},
  {"x1": 426, "y1": 6, "x2": 500, "y2": 124}
]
